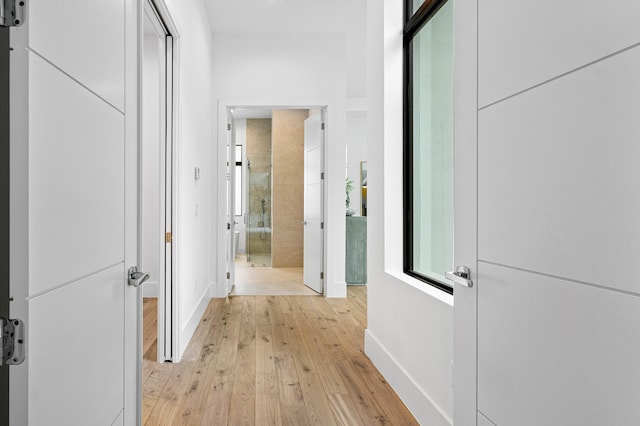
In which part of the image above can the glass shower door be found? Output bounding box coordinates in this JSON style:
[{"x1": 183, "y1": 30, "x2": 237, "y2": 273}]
[{"x1": 246, "y1": 168, "x2": 272, "y2": 266}]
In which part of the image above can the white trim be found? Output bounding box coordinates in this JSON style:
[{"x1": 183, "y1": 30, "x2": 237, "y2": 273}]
[
  {"x1": 209, "y1": 281, "x2": 218, "y2": 298},
  {"x1": 364, "y1": 330, "x2": 453, "y2": 426},
  {"x1": 142, "y1": 281, "x2": 159, "y2": 298},
  {"x1": 177, "y1": 284, "x2": 210, "y2": 360},
  {"x1": 143, "y1": 0, "x2": 181, "y2": 363}
]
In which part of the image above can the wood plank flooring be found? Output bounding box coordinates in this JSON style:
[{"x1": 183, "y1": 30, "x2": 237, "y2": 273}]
[{"x1": 142, "y1": 288, "x2": 417, "y2": 425}]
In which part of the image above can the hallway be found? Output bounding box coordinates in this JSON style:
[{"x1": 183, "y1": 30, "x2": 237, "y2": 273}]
[
  {"x1": 231, "y1": 254, "x2": 319, "y2": 296},
  {"x1": 142, "y1": 288, "x2": 417, "y2": 425}
]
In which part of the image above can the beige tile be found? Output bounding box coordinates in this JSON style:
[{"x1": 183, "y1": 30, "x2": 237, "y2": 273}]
[
  {"x1": 273, "y1": 184, "x2": 303, "y2": 215},
  {"x1": 232, "y1": 254, "x2": 316, "y2": 295}
]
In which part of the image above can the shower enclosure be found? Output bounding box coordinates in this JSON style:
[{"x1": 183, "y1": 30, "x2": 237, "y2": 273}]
[{"x1": 246, "y1": 165, "x2": 272, "y2": 266}]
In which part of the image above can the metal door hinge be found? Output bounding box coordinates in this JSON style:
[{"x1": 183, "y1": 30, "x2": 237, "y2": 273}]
[
  {"x1": 321, "y1": 122, "x2": 325, "y2": 130},
  {"x1": 227, "y1": 222, "x2": 231, "y2": 230},
  {"x1": 226, "y1": 272, "x2": 230, "y2": 279},
  {"x1": 320, "y1": 272, "x2": 324, "y2": 280},
  {"x1": 320, "y1": 172, "x2": 324, "y2": 180},
  {"x1": 165, "y1": 232, "x2": 172, "y2": 243},
  {"x1": 320, "y1": 222, "x2": 324, "y2": 230},
  {"x1": 1, "y1": 317, "x2": 25, "y2": 365},
  {"x1": 227, "y1": 123, "x2": 231, "y2": 131},
  {"x1": 1, "y1": 0, "x2": 25, "y2": 27}
]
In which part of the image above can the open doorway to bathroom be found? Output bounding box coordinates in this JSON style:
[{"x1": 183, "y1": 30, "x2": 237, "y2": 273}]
[{"x1": 228, "y1": 107, "x2": 324, "y2": 296}]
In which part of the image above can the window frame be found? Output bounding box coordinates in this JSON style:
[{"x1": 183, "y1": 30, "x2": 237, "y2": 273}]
[{"x1": 403, "y1": 0, "x2": 454, "y2": 294}]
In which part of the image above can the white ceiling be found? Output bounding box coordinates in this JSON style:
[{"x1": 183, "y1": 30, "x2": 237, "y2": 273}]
[{"x1": 203, "y1": 0, "x2": 362, "y2": 34}]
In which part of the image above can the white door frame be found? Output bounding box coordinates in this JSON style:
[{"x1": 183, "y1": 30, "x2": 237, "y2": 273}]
[
  {"x1": 225, "y1": 110, "x2": 236, "y2": 294},
  {"x1": 141, "y1": 0, "x2": 181, "y2": 363},
  {"x1": 215, "y1": 99, "x2": 346, "y2": 298}
]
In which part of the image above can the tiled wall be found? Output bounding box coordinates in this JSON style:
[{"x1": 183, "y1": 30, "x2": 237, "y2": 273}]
[{"x1": 271, "y1": 110, "x2": 308, "y2": 267}]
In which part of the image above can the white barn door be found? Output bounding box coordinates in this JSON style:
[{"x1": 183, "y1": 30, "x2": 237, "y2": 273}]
[
  {"x1": 454, "y1": 1, "x2": 640, "y2": 424},
  {"x1": 10, "y1": 1, "x2": 139, "y2": 424}
]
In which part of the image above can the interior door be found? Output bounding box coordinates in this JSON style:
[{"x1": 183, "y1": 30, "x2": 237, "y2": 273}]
[
  {"x1": 226, "y1": 111, "x2": 236, "y2": 294},
  {"x1": 303, "y1": 113, "x2": 324, "y2": 294},
  {"x1": 9, "y1": 1, "x2": 138, "y2": 424},
  {"x1": 142, "y1": 0, "x2": 174, "y2": 363},
  {"x1": 454, "y1": 1, "x2": 640, "y2": 424}
]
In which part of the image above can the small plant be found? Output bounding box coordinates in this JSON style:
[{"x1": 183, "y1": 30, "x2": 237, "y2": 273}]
[{"x1": 345, "y1": 177, "x2": 354, "y2": 208}]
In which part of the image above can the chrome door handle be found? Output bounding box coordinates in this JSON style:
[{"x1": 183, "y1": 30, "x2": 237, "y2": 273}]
[
  {"x1": 128, "y1": 266, "x2": 150, "y2": 287},
  {"x1": 445, "y1": 265, "x2": 473, "y2": 288}
]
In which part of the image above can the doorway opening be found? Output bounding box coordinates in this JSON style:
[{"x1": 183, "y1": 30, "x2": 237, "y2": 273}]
[
  {"x1": 141, "y1": 0, "x2": 177, "y2": 363},
  {"x1": 225, "y1": 107, "x2": 326, "y2": 296}
]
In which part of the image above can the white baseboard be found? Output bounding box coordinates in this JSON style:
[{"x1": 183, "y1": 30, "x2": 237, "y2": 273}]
[
  {"x1": 142, "y1": 281, "x2": 158, "y2": 298},
  {"x1": 364, "y1": 329, "x2": 452, "y2": 426},
  {"x1": 177, "y1": 284, "x2": 211, "y2": 360}
]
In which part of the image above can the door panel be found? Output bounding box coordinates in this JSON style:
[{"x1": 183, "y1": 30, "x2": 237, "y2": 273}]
[
  {"x1": 29, "y1": 265, "x2": 124, "y2": 425},
  {"x1": 303, "y1": 114, "x2": 323, "y2": 293},
  {"x1": 456, "y1": 1, "x2": 640, "y2": 424},
  {"x1": 478, "y1": 0, "x2": 640, "y2": 107},
  {"x1": 478, "y1": 412, "x2": 495, "y2": 426},
  {"x1": 478, "y1": 262, "x2": 640, "y2": 425},
  {"x1": 28, "y1": 52, "x2": 125, "y2": 296},
  {"x1": 478, "y1": 46, "x2": 640, "y2": 295},
  {"x1": 30, "y1": 0, "x2": 125, "y2": 110},
  {"x1": 10, "y1": 0, "x2": 134, "y2": 423}
]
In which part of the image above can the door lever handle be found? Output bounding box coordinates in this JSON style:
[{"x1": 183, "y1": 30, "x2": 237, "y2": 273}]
[
  {"x1": 128, "y1": 266, "x2": 150, "y2": 287},
  {"x1": 445, "y1": 265, "x2": 473, "y2": 288}
]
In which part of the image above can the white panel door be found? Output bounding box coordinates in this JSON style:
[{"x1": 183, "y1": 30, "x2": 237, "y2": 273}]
[
  {"x1": 477, "y1": 263, "x2": 640, "y2": 425},
  {"x1": 303, "y1": 114, "x2": 323, "y2": 294},
  {"x1": 455, "y1": 1, "x2": 640, "y2": 424},
  {"x1": 10, "y1": 1, "x2": 138, "y2": 424},
  {"x1": 478, "y1": 0, "x2": 640, "y2": 107}
]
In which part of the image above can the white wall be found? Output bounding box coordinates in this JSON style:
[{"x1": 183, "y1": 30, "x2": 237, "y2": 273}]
[
  {"x1": 346, "y1": 111, "x2": 367, "y2": 215},
  {"x1": 162, "y1": 0, "x2": 214, "y2": 359},
  {"x1": 365, "y1": 1, "x2": 454, "y2": 425},
  {"x1": 211, "y1": 33, "x2": 348, "y2": 297},
  {"x1": 141, "y1": 33, "x2": 162, "y2": 298}
]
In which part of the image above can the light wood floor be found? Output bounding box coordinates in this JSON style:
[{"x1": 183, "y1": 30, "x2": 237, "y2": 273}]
[
  {"x1": 142, "y1": 288, "x2": 418, "y2": 425},
  {"x1": 231, "y1": 254, "x2": 319, "y2": 296}
]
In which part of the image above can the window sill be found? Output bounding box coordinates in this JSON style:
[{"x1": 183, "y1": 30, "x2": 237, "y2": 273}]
[{"x1": 386, "y1": 269, "x2": 454, "y2": 307}]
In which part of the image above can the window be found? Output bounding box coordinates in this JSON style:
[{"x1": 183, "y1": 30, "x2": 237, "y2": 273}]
[
  {"x1": 235, "y1": 145, "x2": 242, "y2": 215},
  {"x1": 404, "y1": 0, "x2": 454, "y2": 294}
]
